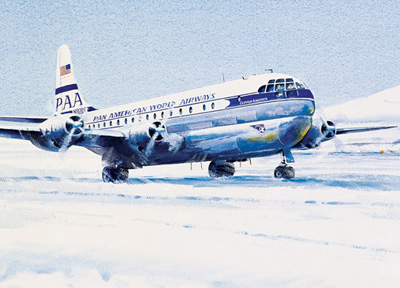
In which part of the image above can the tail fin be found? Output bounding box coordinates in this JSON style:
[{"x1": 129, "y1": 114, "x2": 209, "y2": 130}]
[{"x1": 55, "y1": 45, "x2": 95, "y2": 115}]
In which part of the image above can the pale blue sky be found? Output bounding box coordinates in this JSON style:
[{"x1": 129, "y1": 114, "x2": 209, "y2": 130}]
[{"x1": 1, "y1": 0, "x2": 399, "y2": 115}]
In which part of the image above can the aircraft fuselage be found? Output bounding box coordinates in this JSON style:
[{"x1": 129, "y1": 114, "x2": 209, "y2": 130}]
[{"x1": 81, "y1": 73, "x2": 315, "y2": 167}]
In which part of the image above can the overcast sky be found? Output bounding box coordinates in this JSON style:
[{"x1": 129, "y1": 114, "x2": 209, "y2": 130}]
[{"x1": 1, "y1": 0, "x2": 399, "y2": 115}]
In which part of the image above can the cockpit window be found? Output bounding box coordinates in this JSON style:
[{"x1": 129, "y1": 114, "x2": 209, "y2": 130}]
[
  {"x1": 286, "y1": 82, "x2": 295, "y2": 90},
  {"x1": 262, "y1": 78, "x2": 307, "y2": 93},
  {"x1": 267, "y1": 84, "x2": 274, "y2": 92},
  {"x1": 275, "y1": 83, "x2": 284, "y2": 91}
]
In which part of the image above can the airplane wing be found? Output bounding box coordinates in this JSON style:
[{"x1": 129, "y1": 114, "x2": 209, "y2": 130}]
[
  {"x1": 336, "y1": 125, "x2": 397, "y2": 135},
  {"x1": 0, "y1": 116, "x2": 47, "y2": 124},
  {"x1": 0, "y1": 115, "x2": 127, "y2": 148},
  {"x1": 294, "y1": 117, "x2": 397, "y2": 149},
  {"x1": 0, "y1": 118, "x2": 43, "y2": 140}
]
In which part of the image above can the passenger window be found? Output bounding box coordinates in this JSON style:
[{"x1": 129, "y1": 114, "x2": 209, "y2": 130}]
[
  {"x1": 211, "y1": 102, "x2": 215, "y2": 109},
  {"x1": 146, "y1": 114, "x2": 149, "y2": 120},
  {"x1": 170, "y1": 111, "x2": 173, "y2": 117},
  {"x1": 161, "y1": 111, "x2": 164, "y2": 118},
  {"x1": 153, "y1": 113, "x2": 156, "y2": 119},
  {"x1": 189, "y1": 107, "x2": 193, "y2": 113},
  {"x1": 103, "y1": 122, "x2": 106, "y2": 128},
  {"x1": 258, "y1": 85, "x2": 266, "y2": 93},
  {"x1": 132, "y1": 117, "x2": 135, "y2": 123},
  {"x1": 110, "y1": 121, "x2": 112, "y2": 126},
  {"x1": 203, "y1": 104, "x2": 206, "y2": 111},
  {"x1": 179, "y1": 108, "x2": 183, "y2": 115},
  {"x1": 267, "y1": 84, "x2": 274, "y2": 92},
  {"x1": 98, "y1": 124, "x2": 100, "y2": 128},
  {"x1": 117, "y1": 120, "x2": 120, "y2": 125},
  {"x1": 125, "y1": 118, "x2": 127, "y2": 125}
]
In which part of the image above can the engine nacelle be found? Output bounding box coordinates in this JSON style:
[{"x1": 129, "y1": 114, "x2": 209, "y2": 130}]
[
  {"x1": 29, "y1": 115, "x2": 84, "y2": 152},
  {"x1": 295, "y1": 118, "x2": 336, "y2": 149},
  {"x1": 128, "y1": 121, "x2": 166, "y2": 152}
]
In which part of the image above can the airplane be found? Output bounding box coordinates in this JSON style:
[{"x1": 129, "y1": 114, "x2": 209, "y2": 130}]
[{"x1": 0, "y1": 45, "x2": 396, "y2": 183}]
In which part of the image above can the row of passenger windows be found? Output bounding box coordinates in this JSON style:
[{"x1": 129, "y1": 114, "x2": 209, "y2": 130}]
[
  {"x1": 86, "y1": 102, "x2": 216, "y2": 129},
  {"x1": 258, "y1": 78, "x2": 306, "y2": 93}
]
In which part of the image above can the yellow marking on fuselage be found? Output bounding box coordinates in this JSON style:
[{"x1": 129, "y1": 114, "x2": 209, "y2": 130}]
[
  {"x1": 247, "y1": 133, "x2": 278, "y2": 143},
  {"x1": 296, "y1": 122, "x2": 312, "y2": 141},
  {"x1": 309, "y1": 105, "x2": 315, "y2": 115}
]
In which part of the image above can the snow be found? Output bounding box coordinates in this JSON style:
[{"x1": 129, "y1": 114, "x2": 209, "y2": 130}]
[
  {"x1": 324, "y1": 84, "x2": 400, "y2": 124},
  {"x1": 0, "y1": 144, "x2": 400, "y2": 287},
  {"x1": 1, "y1": 84, "x2": 400, "y2": 287}
]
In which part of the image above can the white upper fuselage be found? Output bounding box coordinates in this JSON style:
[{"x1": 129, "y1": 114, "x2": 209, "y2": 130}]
[{"x1": 83, "y1": 73, "x2": 312, "y2": 131}]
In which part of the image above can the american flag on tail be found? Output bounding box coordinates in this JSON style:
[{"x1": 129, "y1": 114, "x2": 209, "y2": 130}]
[{"x1": 60, "y1": 64, "x2": 71, "y2": 76}]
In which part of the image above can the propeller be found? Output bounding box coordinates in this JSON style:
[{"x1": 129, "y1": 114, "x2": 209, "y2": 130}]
[
  {"x1": 60, "y1": 115, "x2": 84, "y2": 151},
  {"x1": 148, "y1": 121, "x2": 166, "y2": 142},
  {"x1": 142, "y1": 107, "x2": 183, "y2": 159},
  {"x1": 315, "y1": 108, "x2": 344, "y2": 152},
  {"x1": 66, "y1": 115, "x2": 84, "y2": 135},
  {"x1": 321, "y1": 120, "x2": 336, "y2": 139}
]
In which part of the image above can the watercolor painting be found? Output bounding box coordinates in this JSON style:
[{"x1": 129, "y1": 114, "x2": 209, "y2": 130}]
[{"x1": 0, "y1": 1, "x2": 399, "y2": 287}]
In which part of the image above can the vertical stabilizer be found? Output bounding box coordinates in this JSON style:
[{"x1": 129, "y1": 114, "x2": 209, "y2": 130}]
[{"x1": 55, "y1": 45, "x2": 94, "y2": 115}]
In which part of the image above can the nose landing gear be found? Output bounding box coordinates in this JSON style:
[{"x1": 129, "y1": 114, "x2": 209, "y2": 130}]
[
  {"x1": 274, "y1": 150, "x2": 295, "y2": 180},
  {"x1": 274, "y1": 164, "x2": 295, "y2": 179}
]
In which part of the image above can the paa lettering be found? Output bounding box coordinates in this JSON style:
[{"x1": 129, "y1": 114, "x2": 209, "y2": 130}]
[{"x1": 56, "y1": 93, "x2": 83, "y2": 112}]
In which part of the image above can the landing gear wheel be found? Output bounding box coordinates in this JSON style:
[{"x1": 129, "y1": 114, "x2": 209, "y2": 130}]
[
  {"x1": 274, "y1": 166, "x2": 285, "y2": 179},
  {"x1": 102, "y1": 166, "x2": 129, "y2": 183},
  {"x1": 208, "y1": 160, "x2": 235, "y2": 178},
  {"x1": 283, "y1": 166, "x2": 295, "y2": 179},
  {"x1": 274, "y1": 165, "x2": 295, "y2": 180}
]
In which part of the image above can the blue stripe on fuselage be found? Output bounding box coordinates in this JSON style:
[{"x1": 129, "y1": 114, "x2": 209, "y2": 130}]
[{"x1": 227, "y1": 89, "x2": 314, "y2": 108}]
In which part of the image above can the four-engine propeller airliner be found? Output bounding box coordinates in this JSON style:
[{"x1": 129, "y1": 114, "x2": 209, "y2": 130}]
[{"x1": 0, "y1": 45, "x2": 395, "y2": 182}]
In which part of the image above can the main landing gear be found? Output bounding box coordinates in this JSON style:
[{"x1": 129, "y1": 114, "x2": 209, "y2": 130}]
[
  {"x1": 274, "y1": 165, "x2": 295, "y2": 179},
  {"x1": 102, "y1": 166, "x2": 129, "y2": 183},
  {"x1": 274, "y1": 150, "x2": 295, "y2": 180},
  {"x1": 208, "y1": 160, "x2": 235, "y2": 178}
]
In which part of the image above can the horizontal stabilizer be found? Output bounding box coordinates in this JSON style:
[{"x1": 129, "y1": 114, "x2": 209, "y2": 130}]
[{"x1": 336, "y1": 126, "x2": 397, "y2": 135}]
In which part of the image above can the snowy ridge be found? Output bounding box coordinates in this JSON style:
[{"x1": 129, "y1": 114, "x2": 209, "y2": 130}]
[
  {"x1": 323, "y1": 84, "x2": 400, "y2": 124},
  {"x1": 316, "y1": 85, "x2": 400, "y2": 153}
]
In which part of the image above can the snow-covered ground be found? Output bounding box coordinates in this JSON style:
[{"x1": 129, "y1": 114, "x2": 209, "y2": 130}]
[{"x1": 0, "y1": 86, "x2": 400, "y2": 287}]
